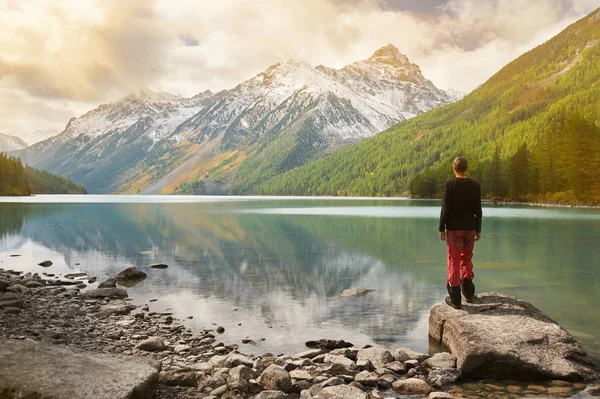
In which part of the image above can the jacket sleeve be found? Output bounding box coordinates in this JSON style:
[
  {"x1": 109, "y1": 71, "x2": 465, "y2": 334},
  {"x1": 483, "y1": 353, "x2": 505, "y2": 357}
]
[
  {"x1": 475, "y1": 183, "x2": 483, "y2": 233},
  {"x1": 439, "y1": 182, "x2": 449, "y2": 232}
]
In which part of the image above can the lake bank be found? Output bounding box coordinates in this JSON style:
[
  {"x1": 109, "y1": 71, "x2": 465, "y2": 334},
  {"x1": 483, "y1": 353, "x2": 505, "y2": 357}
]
[{"x1": 2, "y1": 268, "x2": 599, "y2": 399}]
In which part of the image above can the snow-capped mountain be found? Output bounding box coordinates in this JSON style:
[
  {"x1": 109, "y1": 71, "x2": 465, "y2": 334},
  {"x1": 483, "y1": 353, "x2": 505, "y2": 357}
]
[
  {"x1": 18, "y1": 128, "x2": 59, "y2": 146},
  {"x1": 18, "y1": 45, "x2": 461, "y2": 194},
  {"x1": 0, "y1": 133, "x2": 28, "y2": 152}
]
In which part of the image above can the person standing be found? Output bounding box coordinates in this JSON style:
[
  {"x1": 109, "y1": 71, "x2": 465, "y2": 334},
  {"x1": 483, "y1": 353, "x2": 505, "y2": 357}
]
[{"x1": 439, "y1": 157, "x2": 482, "y2": 309}]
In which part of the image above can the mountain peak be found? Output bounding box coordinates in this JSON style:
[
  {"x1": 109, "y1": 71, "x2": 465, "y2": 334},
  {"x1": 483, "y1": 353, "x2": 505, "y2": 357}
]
[{"x1": 370, "y1": 44, "x2": 410, "y2": 65}]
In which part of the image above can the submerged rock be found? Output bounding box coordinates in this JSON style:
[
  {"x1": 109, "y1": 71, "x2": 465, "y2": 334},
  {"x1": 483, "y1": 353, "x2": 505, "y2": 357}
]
[
  {"x1": 149, "y1": 264, "x2": 168, "y2": 269},
  {"x1": 306, "y1": 339, "x2": 353, "y2": 350},
  {"x1": 37, "y1": 260, "x2": 53, "y2": 267},
  {"x1": 429, "y1": 292, "x2": 600, "y2": 381},
  {"x1": 339, "y1": 288, "x2": 374, "y2": 298},
  {"x1": 115, "y1": 267, "x2": 147, "y2": 287},
  {"x1": 98, "y1": 277, "x2": 116, "y2": 288}
]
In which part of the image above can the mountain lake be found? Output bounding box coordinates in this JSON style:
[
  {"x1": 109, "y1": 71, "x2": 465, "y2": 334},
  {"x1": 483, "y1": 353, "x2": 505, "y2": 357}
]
[{"x1": 0, "y1": 196, "x2": 599, "y2": 363}]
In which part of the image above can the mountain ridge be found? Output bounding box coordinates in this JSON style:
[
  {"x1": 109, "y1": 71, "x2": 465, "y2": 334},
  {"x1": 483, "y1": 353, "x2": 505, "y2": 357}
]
[
  {"x1": 17, "y1": 45, "x2": 461, "y2": 194},
  {"x1": 256, "y1": 8, "x2": 600, "y2": 202}
]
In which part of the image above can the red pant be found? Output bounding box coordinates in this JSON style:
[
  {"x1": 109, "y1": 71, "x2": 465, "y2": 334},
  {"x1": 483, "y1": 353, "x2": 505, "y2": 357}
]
[{"x1": 446, "y1": 230, "x2": 476, "y2": 287}]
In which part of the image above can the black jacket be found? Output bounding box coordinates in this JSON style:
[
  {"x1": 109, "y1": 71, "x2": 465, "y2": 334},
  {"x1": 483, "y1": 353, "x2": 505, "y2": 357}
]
[{"x1": 439, "y1": 177, "x2": 482, "y2": 232}]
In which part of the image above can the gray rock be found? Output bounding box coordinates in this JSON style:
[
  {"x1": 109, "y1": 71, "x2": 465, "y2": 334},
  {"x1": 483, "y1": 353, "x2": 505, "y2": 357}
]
[
  {"x1": 255, "y1": 391, "x2": 290, "y2": 399},
  {"x1": 226, "y1": 353, "x2": 254, "y2": 368},
  {"x1": 422, "y1": 353, "x2": 457, "y2": 370},
  {"x1": 404, "y1": 359, "x2": 420, "y2": 371},
  {"x1": 0, "y1": 339, "x2": 158, "y2": 399},
  {"x1": 429, "y1": 292, "x2": 600, "y2": 380},
  {"x1": 356, "y1": 359, "x2": 373, "y2": 371},
  {"x1": 392, "y1": 378, "x2": 432, "y2": 395},
  {"x1": 81, "y1": 288, "x2": 127, "y2": 299},
  {"x1": 211, "y1": 385, "x2": 228, "y2": 396},
  {"x1": 354, "y1": 371, "x2": 378, "y2": 387},
  {"x1": 308, "y1": 384, "x2": 368, "y2": 399},
  {"x1": 24, "y1": 281, "x2": 43, "y2": 288},
  {"x1": 584, "y1": 385, "x2": 600, "y2": 395},
  {"x1": 294, "y1": 348, "x2": 325, "y2": 359},
  {"x1": 64, "y1": 272, "x2": 87, "y2": 279},
  {"x1": 356, "y1": 347, "x2": 394, "y2": 369},
  {"x1": 289, "y1": 369, "x2": 313, "y2": 381},
  {"x1": 319, "y1": 377, "x2": 344, "y2": 388},
  {"x1": 228, "y1": 365, "x2": 256, "y2": 392},
  {"x1": 135, "y1": 337, "x2": 165, "y2": 352},
  {"x1": 99, "y1": 301, "x2": 136, "y2": 317},
  {"x1": 323, "y1": 355, "x2": 356, "y2": 370},
  {"x1": 429, "y1": 392, "x2": 454, "y2": 399},
  {"x1": 339, "y1": 288, "x2": 374, "y2": 298},
  {"x1": 427, "y1": 368, "x2": 462, "y2": 388},
  {"x1": 260, "y1": 365, "x2": 292, "y2": 393},
  {"x1": 159, "y1": 370, "x2": 197, "y2": 387},
  {"x1": 305, "y1": 339, "x2": 353, "y2": 350},
  {"x1": 115, "y1": 267, "x2": 147, "y2": 281},
  {"x1": 98, "y1": 278, "x2": 117, "y2": 288},
  {"x1": 3, "y1": 306, "x2": 22, "y2": 315},
  {"x1": 38, "y1": 260, "x2": 53, "y2": 267},
  {"x1": 384, "y1": 361, "x2": 405, "y2": 374},
  {"x1": 0, "y1": 299, "x2": 24, "y2": 309},
  {"x1": 395, "y1": 348, "x2": 429, "y2": 362},
  {"x1": 0, "y1": 280, "x2": 8, "y2": 291}
]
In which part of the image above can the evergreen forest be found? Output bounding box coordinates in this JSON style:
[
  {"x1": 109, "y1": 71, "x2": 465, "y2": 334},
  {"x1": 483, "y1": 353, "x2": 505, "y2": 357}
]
[{"x1": 0, "y1": 152, "x2": 87, "y2": 196}]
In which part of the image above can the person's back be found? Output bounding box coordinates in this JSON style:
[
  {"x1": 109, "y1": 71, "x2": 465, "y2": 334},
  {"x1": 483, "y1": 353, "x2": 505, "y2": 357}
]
[{"x1": 439, "y1": 157, "x2": 482, "y2": 309}]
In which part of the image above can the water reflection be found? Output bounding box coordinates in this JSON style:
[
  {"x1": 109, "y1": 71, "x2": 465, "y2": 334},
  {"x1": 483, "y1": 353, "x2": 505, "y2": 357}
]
[{"x1": 0, "y1": 198, "x2": 598, "y2": 359}]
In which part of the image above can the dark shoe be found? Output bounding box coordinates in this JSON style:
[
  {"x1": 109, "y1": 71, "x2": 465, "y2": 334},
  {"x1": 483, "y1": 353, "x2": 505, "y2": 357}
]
[
  {"x1": 462, "y1": 279, "x2": 475, "y2": 303},
  {"x1": 445, "y1": 284, "x2": 462, "y2": 309}
]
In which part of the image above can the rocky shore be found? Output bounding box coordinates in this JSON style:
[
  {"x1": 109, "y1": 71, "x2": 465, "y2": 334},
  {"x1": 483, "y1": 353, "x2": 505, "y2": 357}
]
[{"x1": 1, "y1": 267, "x2": 599, "y2": 399}]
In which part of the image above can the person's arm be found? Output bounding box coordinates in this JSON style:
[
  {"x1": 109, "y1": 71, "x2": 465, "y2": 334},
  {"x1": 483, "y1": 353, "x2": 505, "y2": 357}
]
[
  {"x1": 475, "y1": 182, "x2": 482, "y2": 240},
  {"x1": 439, "y1": 182, "x2": 449, "y2": 238}
]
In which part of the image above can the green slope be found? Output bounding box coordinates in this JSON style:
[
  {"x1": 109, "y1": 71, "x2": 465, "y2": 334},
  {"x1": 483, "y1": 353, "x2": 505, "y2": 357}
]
[
  {"x1": 257, "y1": 8, "x2": 600, "y2": 203},
  {"x1": 0, "y1": 152, "x2": 87, "y2": 196}
]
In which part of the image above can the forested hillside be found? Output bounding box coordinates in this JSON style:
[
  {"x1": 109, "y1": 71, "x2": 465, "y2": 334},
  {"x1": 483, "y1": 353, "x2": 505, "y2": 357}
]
[
  {"x1": 0, "y1": 153, "x2": 87, "y2": 196},
  {"x1": 257, "y1": 8, "x2": 600, "y2": 204}
]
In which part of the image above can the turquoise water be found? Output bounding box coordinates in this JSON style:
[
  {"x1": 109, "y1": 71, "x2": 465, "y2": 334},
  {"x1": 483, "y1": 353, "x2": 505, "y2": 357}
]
[{"x1": 0, "y1": 196, "x2": 599, "y2": 361}]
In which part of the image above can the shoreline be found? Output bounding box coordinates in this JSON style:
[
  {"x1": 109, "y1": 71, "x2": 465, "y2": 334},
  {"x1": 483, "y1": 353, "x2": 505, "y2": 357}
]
[{"x1": 1, "y1": 268, "x2": 599, "y2": 399}]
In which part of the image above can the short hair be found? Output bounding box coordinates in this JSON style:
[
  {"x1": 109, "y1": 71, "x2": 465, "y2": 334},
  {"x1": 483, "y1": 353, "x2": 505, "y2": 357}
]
[{"x1": 453, "y1": 157, "x2": 468, "y2": 173}]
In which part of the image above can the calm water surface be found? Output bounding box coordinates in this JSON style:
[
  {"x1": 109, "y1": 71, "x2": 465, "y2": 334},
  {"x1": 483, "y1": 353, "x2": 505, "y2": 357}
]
[{"x1": 0, "y1": 196, "x2": 599, "y2": 361}]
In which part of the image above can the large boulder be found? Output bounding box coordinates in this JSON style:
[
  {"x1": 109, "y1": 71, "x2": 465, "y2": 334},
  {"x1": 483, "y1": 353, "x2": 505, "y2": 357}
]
[
  {"x1": 429, "y1": 292, "x2": 600, "y2": 381},
  {"x1": 0, "y1": 339, "x2": 158, "y2": 398}
]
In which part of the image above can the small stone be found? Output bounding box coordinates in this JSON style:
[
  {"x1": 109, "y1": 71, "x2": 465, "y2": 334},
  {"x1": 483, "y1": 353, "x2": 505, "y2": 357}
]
[
  {"x1": 404, "y1": 359, "x2": 419, "y2": 370},
  {"x1": 254, "y1": 391, "x2": 289, "y2": 399},
  {"x1": 38, "y1": 260, "x2": 53, "y2": 267},
  {"x1": 392, "y1": 378, "x2": 432, "y2": 395},
  {"x1": 135, "y1": 337, "x2": 165, "y2": 352},
  {"x1": 260, "y1": 365, "x2": 292, "y2": 393},
  {"x1": 211, "y1": 385, "x2": 228, "y2": 396},
  {"x1": 88, "y1": 277, "x2": 97, "y2": 284},
  {"x1": 173, "y1": 345, "x2": 190, "y2": 353},
  {"x1": 98, "y1": 278, "x2": 116, "y2": 288},
  {"x1": 340, "y1": 288, "x2": 374, "y2": 298},
  {"x1": 395, "y1": 348, "x2": 429, "y2": 362},
  {"x1": 357, "y1": 359, "x2": 374, "y2": 371},
  {"x1": 427, "y1": 368, "x2": 462, "y2": 388},
  {"x1": 305, "y1": 339, "x2": 353, "y2": 350},
  {"x1": 294, "y1": 349, "x2": 325, "y2": 359},
  {"x1": 3, "y1": 306, "x2": 22, "y2": 315},
  {"x1": 216, "y1": 326, "x2": 225, "y2": 334},
  {"x1": 354, "y1": 371, "x2": 378, "y2": 387},
  {"x1": 422, "y1": 352, "x2": 457, "y2": 370},
  {"x1": 356, "y1": 347, "x2": 394, "y2": 369},
  {"x1": 585, "y1": 385, "x2": 600, "y2": 395},
  {"x1": 115, "y1": 267, "x2": 147, "y2": 281},
  {"x1": 150, "y1": 263, "x2": 168, "y2": 269},
  {"x1": 429, "y1": 392, "x2": 453, "y2": 399},
  {"x1": 81, "y1": 288, "x2": 127, "y2": 299}
]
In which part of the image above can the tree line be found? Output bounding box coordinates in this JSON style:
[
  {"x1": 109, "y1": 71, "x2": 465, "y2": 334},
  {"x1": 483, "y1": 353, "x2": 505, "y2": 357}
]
[
  {"x1": 0, "y1": 152, "x2": 87, "y2": 196},
  {"x1": 409, "y1": 113, "x2": 600, "y2": 203}
]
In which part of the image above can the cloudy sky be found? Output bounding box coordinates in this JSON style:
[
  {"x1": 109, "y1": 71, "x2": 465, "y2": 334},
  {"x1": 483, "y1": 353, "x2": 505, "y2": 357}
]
[{"x1": 1, "y1": 0, "x2": 598, "y2": 140}]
